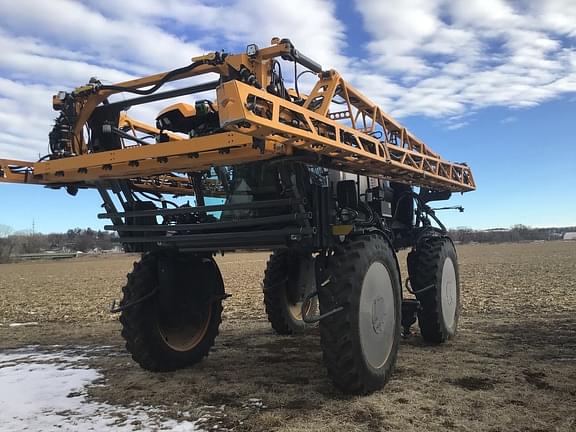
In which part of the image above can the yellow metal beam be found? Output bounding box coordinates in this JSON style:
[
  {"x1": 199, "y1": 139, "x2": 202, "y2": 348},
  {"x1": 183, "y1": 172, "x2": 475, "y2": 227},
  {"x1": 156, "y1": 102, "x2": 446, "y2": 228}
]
[
  {"x1": 0, "y1": 133, "x2": 280, "y2": 184},
  {"x1": 217, "y1": 80, "x2": 475, "y2": 192}
]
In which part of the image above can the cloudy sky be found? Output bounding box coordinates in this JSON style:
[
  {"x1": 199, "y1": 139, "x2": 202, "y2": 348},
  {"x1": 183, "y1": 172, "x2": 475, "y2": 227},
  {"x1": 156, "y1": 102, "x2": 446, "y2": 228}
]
[{"x1": 0, "y1": 0, "x2": 575, "y2": 232}]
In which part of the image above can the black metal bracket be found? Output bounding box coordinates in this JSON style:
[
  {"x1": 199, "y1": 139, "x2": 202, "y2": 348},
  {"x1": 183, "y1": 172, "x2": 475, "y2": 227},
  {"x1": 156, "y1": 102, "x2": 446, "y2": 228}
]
[
  {"x1": 301, "y1": 288, "x2": 344, "y2": 323},
  {"x1": 109, "y1": 288, "x2": 158, "y2": 313},
  {"x1": 405, "y1": 278, "x2": 435, "y2": 295}
]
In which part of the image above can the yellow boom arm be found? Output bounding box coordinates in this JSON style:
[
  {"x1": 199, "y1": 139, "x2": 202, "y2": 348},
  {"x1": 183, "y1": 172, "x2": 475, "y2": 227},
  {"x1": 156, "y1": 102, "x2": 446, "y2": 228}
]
[{"x1": 0, "y1": 38, "x2": 475, "y2": 194}]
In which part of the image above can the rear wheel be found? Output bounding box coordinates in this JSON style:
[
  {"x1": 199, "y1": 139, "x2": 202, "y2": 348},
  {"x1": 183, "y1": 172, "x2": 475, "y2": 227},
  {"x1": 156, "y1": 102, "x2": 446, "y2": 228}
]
[
  {"x1": 318, "y1": 235, "x2": 401, "y2": 395},
  {"x1": 263, "y1": 250, "x2": 317, "y2": 335},
  {"x1": 119, "y1": 253, "x2": 224, "y2": 371},
  {"x1": 407, "y1": 237, "x2": 460, "y2": 343}
]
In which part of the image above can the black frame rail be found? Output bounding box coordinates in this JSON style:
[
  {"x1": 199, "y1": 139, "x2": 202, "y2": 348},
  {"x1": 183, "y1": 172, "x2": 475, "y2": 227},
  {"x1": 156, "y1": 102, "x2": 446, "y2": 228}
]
[
  {"x1": 100, "y1": 195, "x2": 316, "y2": 251},
  {"x1": 98, "y1": 198, "x2": 303, "y2": 219}
]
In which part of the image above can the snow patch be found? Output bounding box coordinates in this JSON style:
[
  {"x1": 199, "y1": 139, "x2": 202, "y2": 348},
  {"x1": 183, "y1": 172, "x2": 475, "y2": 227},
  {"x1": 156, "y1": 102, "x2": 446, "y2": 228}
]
[
  {"x1": 0, "y1": 347, "x2": 204, "y2": 431},
  {"x1": 8, "y1": 322, "x2": 39, "y2": 327},
  {"x1": 245, "y1": 398, "x2": 267, "y2": 409}
]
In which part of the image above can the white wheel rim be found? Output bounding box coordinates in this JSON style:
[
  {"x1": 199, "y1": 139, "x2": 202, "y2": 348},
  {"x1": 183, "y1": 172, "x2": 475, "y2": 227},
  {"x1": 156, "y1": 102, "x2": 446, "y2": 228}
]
[
  {"x1": 359, "y1": 262, "x2": 396, "y2": 369},
  {"x1": 288, "y1": 302, "x2": 304, "y2": 320},
  {"x1": 441, "y1": 257, "x2": 457, "y2": 330},
  {"x1": 288, "y1": 300, "x2": 316, "y2": 321}
]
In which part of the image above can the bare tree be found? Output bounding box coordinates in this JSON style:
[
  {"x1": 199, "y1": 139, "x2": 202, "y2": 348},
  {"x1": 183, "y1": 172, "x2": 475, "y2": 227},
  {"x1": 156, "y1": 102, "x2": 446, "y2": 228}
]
[
  {"x1": 0, "y1": 225, "x2": 15, "y2": 263},
  {"x1": 0, "y1": 224, "x2": 14, "y2": 238}
]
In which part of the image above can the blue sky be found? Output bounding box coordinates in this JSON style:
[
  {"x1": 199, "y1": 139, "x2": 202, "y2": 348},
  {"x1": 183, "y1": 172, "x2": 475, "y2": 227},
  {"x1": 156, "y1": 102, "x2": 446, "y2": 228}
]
[{"x1": 0, "y1": 0, "x2": 575, "y2": 233}]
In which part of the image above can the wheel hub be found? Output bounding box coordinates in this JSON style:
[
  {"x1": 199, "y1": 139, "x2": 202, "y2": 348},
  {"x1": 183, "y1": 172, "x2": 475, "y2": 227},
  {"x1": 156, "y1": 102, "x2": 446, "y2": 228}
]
[
  {"x1": 371, "y1": 296, "x2": 386, "y2": 334},
  {"x1": 441, "y1": 257, "x2": 457, "y2": 330},
  {"x1": 359, "y1": 262, "x2": 396, "y2": 369},
  {"x1": 157, "y1": 302, "x2": 212, "y2": 352}
]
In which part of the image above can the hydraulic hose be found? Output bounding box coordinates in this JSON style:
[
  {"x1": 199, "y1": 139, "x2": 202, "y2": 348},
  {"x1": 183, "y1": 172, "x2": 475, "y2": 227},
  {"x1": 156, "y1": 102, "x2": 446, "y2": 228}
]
[{"x1": 100, "y1": 62, "x2": 206, "y2": 96}]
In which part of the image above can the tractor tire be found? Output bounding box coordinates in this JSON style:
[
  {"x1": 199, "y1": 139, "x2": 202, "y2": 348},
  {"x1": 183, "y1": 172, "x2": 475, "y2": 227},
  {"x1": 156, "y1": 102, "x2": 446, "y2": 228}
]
[
  {"x1": 407, "y1": 237, "x2": 460, "y2": 344},
  {"x1": 263, "y1": 250, "x2": 317, "y2": 335},
  {"x1": 318, "y1": 235, "x2": 401, "y2": 395},
  {"x1": 119, "y1": 253, "x2": 224, "y2": 371}
]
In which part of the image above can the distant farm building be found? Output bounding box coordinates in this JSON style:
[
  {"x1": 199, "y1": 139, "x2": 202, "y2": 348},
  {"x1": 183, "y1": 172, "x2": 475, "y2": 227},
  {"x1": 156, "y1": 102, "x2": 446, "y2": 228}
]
[{"x1": 563, "y1": 232, "x2": 576, "y2": 240}]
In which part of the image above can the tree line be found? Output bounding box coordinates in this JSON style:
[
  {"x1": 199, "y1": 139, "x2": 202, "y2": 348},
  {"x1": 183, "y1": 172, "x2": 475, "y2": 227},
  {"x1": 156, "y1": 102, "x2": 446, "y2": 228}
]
[
  {"x1": 0, "y1": 225, "x2": 117, "y2": 263},
  {"x1": 449, "y1": 224, "x2": 575, "y2": 244},
  {"x1": 0, "y1": 223, "x2": 573, "y2": 263}
]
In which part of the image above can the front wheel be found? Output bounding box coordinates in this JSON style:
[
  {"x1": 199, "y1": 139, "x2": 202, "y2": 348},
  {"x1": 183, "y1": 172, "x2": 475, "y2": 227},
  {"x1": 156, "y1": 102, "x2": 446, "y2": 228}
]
[
  {"x1": 119, "y1": 253, "x2": 224, "y2": 371},
  {"x1": 318, "y1": 235, "x2": 401, "y2": 395},
  {"x1": 407, "y1": 237, "x2": 460, "y2": 343}
]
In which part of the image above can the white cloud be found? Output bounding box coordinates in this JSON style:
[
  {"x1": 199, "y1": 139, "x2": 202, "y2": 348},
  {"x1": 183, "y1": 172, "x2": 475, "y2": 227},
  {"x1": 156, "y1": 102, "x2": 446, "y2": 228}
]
[
  {"x1": 82, "y1": 0, "x2": 348, "y2": 72},
  {"x1": 525, "y1": 0, "x2": 576, "y2": 37},
  {"x1": 0, "y1": 0, "x2": 204, "y2": 71},
  {"x1": 501, "y1": 116, "x2": 518, "y2": 124},
  {"x1": 352, "y1": 0, "x2": 576, "y2": 119}
]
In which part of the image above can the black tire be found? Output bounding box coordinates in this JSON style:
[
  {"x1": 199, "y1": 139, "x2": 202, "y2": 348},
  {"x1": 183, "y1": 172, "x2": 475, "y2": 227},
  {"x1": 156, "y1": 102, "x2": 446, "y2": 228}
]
[
  {"x1": 119, "y1": 253, "x2": 224, "y2": 371},
  {"x1": 318, "y1": 235, "x2": 401, "y2": 395},
  {"x1": 263, "y1": 250, "x2": 317, "y2": 335},
  {"x1": 407, "y1": 237, "x2": 460, "y2": 344}
]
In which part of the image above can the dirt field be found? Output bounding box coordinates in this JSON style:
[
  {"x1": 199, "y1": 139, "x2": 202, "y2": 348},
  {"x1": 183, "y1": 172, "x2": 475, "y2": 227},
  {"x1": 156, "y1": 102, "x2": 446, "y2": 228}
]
[{"x1": 1, "y1": 241, "x2": 575, "y2": 431}]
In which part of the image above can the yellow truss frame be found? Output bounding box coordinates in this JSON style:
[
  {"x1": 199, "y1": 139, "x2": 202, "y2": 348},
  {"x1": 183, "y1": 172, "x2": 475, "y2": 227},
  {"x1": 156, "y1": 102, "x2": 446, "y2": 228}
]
[{"x1": 0, "y1": 39, "x2": 475, "y2": 194}]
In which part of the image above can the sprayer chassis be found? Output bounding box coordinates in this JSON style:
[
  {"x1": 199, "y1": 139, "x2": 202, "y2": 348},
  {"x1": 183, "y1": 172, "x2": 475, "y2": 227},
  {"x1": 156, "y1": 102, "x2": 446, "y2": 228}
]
[{"x1": 0, "y1": 38, "x2": 472, "y2": 394}]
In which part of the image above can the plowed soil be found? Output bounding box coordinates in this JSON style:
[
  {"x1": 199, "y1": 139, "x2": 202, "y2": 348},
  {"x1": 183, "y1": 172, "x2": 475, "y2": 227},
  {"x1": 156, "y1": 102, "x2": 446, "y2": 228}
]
[{"x1": 1, "y1": 241, "x2": 575, "y2": 431}]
